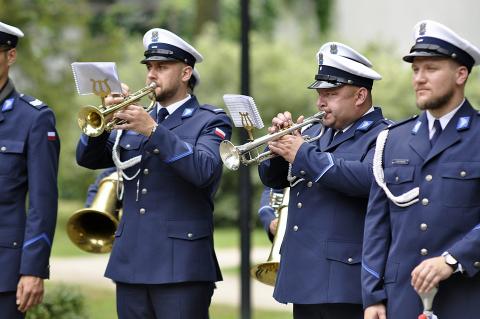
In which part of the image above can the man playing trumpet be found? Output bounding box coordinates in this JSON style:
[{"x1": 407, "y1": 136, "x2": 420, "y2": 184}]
[
  {"x1": 76, "y1": 28, "x2": 232, "y2": 319},
  {"x1": 258, "y1": 42, "x2": 389, "y2": 319}
]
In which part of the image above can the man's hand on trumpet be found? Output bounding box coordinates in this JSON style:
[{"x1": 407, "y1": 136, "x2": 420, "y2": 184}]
[
  {"x1": 114, "y1": 104, "x2": 157, "y2": 137},
  {"x1": 268, "y1": 111, "x2": 305, "y2": 163}
]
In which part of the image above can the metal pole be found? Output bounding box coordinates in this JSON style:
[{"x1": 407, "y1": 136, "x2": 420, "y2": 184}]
[{"x1": 240, "y1": 0, "x2": 251, "y2": 318}]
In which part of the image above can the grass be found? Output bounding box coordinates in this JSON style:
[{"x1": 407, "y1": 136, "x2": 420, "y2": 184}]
[
  {"x1": 52, "y1": 200, "x2": 271, "y2": 257},
  {"x1": 42, "y1": 283, "x2": 290, "y2": 319}
]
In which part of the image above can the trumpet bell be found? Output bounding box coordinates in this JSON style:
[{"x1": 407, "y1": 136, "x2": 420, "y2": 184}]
[
  {"x1": 250, "y1": 261, "x2": 279, "y2": 286},
  {"x1": 66, "y1": 208, "x2": 119, "y2": 253},
  {"x1": 78, "y1": 105, "x2": 105, "y2": 137},
  {"x1": 220, "y1": 140, "x2": 241, "y2": 170}
]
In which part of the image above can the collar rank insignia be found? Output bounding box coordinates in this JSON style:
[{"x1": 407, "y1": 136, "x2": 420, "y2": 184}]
[
  {"x1": 182, "y1": 108, "x2": 194, "y2": 118},
  {"x1": 456, "y1": 116, "x2": 470, "y2": 131},
  {"x1": 330, "y1": 43, "x2": 338, "y2": 54},
  {"x1": 357, "y1": 120, "x2": 373, "y2": 131},
  {"x1": 1, "y1": 98, "x2": 14, "y2": 112},
  {"x1": 412, "y1": 120, "x2": 422, "y2": 134}
]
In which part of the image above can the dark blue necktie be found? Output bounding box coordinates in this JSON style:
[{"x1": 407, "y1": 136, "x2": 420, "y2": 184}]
[
  {"x1": 430, "y1": 119, "x2": 442, "y2": 146},
  {"x1": 157, "y1": 107, "x2": 169, "y2": 124},
  {"x1": 328, "y1": 129, "x2": 342, "y2": 145}
]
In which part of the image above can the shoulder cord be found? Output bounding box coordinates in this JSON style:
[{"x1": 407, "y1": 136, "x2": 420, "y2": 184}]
[
  {"x1": 372, "y1": 129, "x2": 419, "y2": 207},
  {"x1": 112, "y1": 129, "x2": 142, "y2": 200}
]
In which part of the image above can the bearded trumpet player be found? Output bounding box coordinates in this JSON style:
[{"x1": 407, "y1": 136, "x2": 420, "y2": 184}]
[
  {"x1": 76, "y1": 28, "x2": 232, "y2": 319},
  {"x1": 258, "y1": 42, "x2": 390, "y2": 319}
]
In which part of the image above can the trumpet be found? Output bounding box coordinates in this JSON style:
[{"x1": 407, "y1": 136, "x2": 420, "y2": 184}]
[
  {"x1": 77, "y1": 82, "x2": 157, "y2": 137},
  {"x1": 220, "y1": 111, "x2": 325, "y2": 170}
]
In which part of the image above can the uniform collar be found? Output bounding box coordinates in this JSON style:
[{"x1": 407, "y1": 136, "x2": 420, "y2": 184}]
[
  {"x1": 157, "y1": 94, "x2": 191, "y2": 118},
  {"x1": 426, "y1": 98, "x2": 464, "y2": 134},
  {"x1": 0, "y1": 78, "x2": 15, "y2": 105}
]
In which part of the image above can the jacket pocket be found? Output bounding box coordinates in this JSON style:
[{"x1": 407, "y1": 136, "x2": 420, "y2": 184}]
[
  {"x1": 384, "y1": 166, "x2": 415, "y2": 185},
  {"x1": 0, "y1": 140, "x2": 25, "y2": 176},
  {"x1": 325, "y1": 240, "x2": 362, "y2": 265},
  {"x1": 441, "y1": 162, "x2": 480, "y2": 207},
  {"x1": 167, "y1": 220, "x2": 211, "y2": 240}
]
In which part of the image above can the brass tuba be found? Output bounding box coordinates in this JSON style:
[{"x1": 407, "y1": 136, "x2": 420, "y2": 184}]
[
  {"x1": 251, "y1": 187, "x2": 290, "y2": 286},
  {"x1": 77, "y1": 82, "x2": 157, "y2": 137},
  {"x1": 67, "y1": 172, "x2": 121, "y2": 253}
]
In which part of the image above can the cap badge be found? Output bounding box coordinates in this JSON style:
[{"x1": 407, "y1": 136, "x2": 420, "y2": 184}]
[
  {"x1": 419, "y1": 22, "x2": 427, "y2": 36},
  {"x1": 319, "y1": 53, "x2": 324, "y2": 65},
  {"x1": 330, "y1": 44, "x2": 338, "y2": 54},
  {"x1": 152, "y1": 31, "x2": 159, "y2": 43}
]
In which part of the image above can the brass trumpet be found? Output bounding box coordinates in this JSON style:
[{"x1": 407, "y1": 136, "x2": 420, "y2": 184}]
[
  {"x1": 67, "y1": 172, "x2": 121, "y2": 253},
  {"x1": 220, "y1": 111, "x2": 325, "y2": 170},
  {"x1": 77, "y1": 82, "x2": 157, "y2": 137},
  {"x1": 251, "y1": 188, "x2": 289, "y2": 286}
]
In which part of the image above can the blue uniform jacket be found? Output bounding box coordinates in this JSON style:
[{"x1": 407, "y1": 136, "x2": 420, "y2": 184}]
[
  {"x1": 76, "y1": 96, "x2": 232, "y2": 284},
  {"x1": 258, "y1": 187, "x2": 284, "y2": 242},
  {"x1": 0, "y1": 79, "x2": 60, "y2": 292},
  {"x1": 259, "y1": 107, "x2": 389, "y2": 304},
  {"x1": 362, "y1": 100, "x2": 480, "y2": 319}
]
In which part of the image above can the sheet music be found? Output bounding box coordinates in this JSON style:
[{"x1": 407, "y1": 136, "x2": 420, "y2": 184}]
[
  {"x1": 222, "y1": 94, "x2": 264, "y2": 129},
  {"x1": 71, "y1": 62, "x2": 122, "y2": 95}
]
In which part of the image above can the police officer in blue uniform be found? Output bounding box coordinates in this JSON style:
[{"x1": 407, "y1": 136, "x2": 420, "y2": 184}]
[
  {"x1": 362, "y1": 20, "x2": 480, "y2": 319},
  {"x1": 76, "y1": 28, "x2": 232, "y2": 319},
  {"x1": 258, "y1": 42, "x2": 390, "y2": 319},
  {"x1": 0, "y1": 21, "x2": 60, "y2": 318}
]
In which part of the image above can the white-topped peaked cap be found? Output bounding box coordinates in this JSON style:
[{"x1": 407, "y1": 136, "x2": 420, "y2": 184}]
[
  {"x1": 317, "y1": 42, "x2": 373, "y2": 67},
  {"x1": 141, "y1": 28, "x2": 203, "y2": 67},
  {"x1": 309, "y1": 48, "x2": 381, "y2": 90},
  {"x1": 403, "y1": 20, "x2": 480, "y2": 71},
  {"x1": 0, "y1": 21, "x2": 24, "y2": 48}
]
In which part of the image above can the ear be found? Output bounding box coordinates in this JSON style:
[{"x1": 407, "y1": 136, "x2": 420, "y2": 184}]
[
  {"x1": 181, "y1": 65, "x2": 193, "y2": 83},
  {"x1": 354, "y1": 87, "x2": 368, "y2": 106},
  {"x1": 455, "y1": 65, "x2": 469, "y2": 86},
  {"x1": 6, "y1": 48, "x2": 17, "y2": 66}
]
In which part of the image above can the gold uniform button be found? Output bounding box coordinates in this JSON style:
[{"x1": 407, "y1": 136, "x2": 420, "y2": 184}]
[
  {"x1": 460, "y1": 171, "x2": 467, "y2": 177},
  {"x1": 0, "y1": 146, "x2": 6, "y2": 152},
  {"x1": 425, "y1": 175, "x2": 433, "y2": 182},
  {"x1": 420, "y1": 248, "x2": 428, "y2": 256},
  {"x1": 421, "y1": 198, "x2": 429, "y2": 206},
  {"x1": 139, "y1": 208, "x2": 146, "y2": 214},
  {"x1": 141, "y1": 188, "x2": 147, "y2": 195},
  {"x1": 307, "y1": 181, "x2": 313, "y2": 188},
  {"x1": 153, "y1": 149, "x2": 160, "y2": 154},
  {"x1": 297, "y1": 202, "x2": 303, "y2": 208},
  {"x1": 187, "y1": 233, "x2": 193, "y2": 238},
  {"x1": 143, "y1": 169, "x2": 149, "y2": 175},
  {"x1": 420, "y1": 223, "x2": 428, "y2": 231},
  {"x1": 347, "y1": 257, "x2": 354, "y2": 263},
  {"x1": 293, "y1": 225, "x2": 299, "y2": 232},
  {"x1": 474, "y1": 261, "x2": 480, "y2": 268}
]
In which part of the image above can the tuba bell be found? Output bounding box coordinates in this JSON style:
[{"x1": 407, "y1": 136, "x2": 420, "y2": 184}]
[
  {"x1": 251, "y1": 187, "x2": 290, "y2": 286},
  {"x1": 66, "y1": 172, "x2": 121, "y2": 253}
]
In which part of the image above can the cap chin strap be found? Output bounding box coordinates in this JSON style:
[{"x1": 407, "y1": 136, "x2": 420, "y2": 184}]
[
  {"x1": 112, "y1": 129, "x2": 142, "y2": 200},
  {"x1": 373, "y1": 129, "x2": 419, "y2": 207}
]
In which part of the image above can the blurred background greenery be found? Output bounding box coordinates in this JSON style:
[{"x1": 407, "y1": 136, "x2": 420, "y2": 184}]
[{"x1": 2, "y1": 0, "x2": 479, "y2": 226}]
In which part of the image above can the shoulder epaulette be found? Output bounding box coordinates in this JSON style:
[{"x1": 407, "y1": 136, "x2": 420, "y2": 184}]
[
  {"x1": 200, "y1": 104, "x2": 226, "y2": 114},
  {"x1": 386, "y1": 115, "x2": 418, "y2": 130},
  {"x1": 19, "y1": 94, "x2": 47, "y2": 110},
  {"x1": 382, "y1": 118, "x2": 395, "y2": 125}
]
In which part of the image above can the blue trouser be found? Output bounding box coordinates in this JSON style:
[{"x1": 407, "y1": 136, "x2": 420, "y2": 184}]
[
  {"x1": 0, "y1": 291, "x2": 25, "y2": 319},
  {"x1": 293, "y1": 303, "x2": 363, "y2": 319},
  {"x1": 116, "y1": 281, "x2": 214, "y2": 319}
]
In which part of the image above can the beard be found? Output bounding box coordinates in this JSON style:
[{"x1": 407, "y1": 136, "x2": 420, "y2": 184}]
[
  {"x1": 416, "y1": 87, "x2": 454, "y2": 111},
  {"x1": 155, "y1": 84, "x2": 180, "y2": 103}
]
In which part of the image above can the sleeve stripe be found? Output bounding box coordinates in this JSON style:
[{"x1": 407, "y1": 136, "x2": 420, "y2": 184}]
[
  {"x1": 314, "y1": 153, "x2": 334, "y2": 182},
  {"x1": 165, "y1": 142, "x2": 193, "y2": 163},
  {"x1": 23, "y1": 233, "x2": 51, "y2": 248},
  {"x1": 362, "y1": 262, "x2": 380, "y2": 279},
  {"x1": 474, "y1": 224, "x2": 480, "y2": 231},
  {"x1": 258, "y1": 205, "x2": 275, "y2": 214}
]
